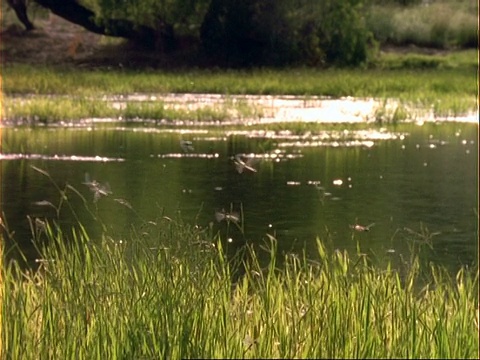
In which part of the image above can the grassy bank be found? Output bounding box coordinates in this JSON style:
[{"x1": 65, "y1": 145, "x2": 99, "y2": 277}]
[
  {"x1": 1, "y1": 49, "x2": 477, "y2": 123},
  {"x1": 1, "y1": 217, "x2": 478, "y2": 359}
]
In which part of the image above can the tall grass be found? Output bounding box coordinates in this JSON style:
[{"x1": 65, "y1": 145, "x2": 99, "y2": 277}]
[
  {"x1": 367, "y1": 0, "x2": 478, "y2": 48},
  {"x1": 3, "y1": 50, "x2": 477, "y2": 97},
  {"x1": 1, "y1": 217, "x2": 478, "y2": 358}
]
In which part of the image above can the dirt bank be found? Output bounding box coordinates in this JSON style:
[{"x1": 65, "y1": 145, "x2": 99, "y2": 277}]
[
  {"x1": 1, "y1": 12, "x2": 194, "y2": 69},
  {"x1": 1, "y1": 13, "x2": 105, "y2": 66}
]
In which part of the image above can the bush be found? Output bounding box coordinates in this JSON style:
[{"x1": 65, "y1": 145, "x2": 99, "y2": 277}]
[
  {"x1": 200, "y1": 0, "x2": 375, "y2": 67},
  {"x1": 316, "y1": 0, "x2": 375, "y2": 66}
]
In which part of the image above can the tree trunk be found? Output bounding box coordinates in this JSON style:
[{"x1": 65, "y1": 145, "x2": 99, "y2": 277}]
[
  {"x1": 33, "y1": 0, "x2": 158, "y2": 47},
  {"x1": 7, "y1": 0, "x2": 35, "y2": 30}
]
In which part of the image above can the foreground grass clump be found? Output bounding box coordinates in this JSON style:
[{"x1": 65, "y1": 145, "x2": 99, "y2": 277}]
[{"x1": 1, "y1": 220, "x2": 479, "y2": 359}]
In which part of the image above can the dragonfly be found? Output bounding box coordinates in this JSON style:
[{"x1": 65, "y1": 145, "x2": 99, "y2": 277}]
[
  {"x1": 233, "y1": 154, "x2": 257, "y2": 174},
  {"x1": 83, "y1": 173, "x2": 112, "y2": 203},
  {"x1": 180, "y1": 140, "x2": 194, "y2": 153},
  {"x1": 349, "y1": 223, "x2": 375, "y2": 232},
  {"x1": 215, "y1": 209, "x2": 241, "y2": 223}
]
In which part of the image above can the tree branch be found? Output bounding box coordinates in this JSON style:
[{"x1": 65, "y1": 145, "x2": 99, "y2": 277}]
[{"x1": 33, "y1": 0, "x2": 157, "y2": 45}]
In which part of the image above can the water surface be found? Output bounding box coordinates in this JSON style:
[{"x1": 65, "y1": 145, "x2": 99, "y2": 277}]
[{"x1": 1, "y1": 121, "x2": 477, "y2": 273}]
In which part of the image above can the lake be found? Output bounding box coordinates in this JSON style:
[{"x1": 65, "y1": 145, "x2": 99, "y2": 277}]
[{"x1": 1, "y1": 116, "x2": 478, "y2": 274}]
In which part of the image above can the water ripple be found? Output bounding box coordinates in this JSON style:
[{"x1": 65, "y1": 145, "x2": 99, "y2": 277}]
[{"x1": 0, "y1": 153, "x2": 125, "y2": 162}]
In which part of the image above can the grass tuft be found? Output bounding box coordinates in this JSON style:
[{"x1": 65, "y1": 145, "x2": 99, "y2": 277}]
[{"x1": 1, "y1": 220, "x2": 478, "y2": 359}]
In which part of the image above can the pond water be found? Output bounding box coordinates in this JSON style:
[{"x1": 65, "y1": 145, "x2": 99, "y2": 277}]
[{"x1": 1, "y1": 119, "x2": 478, "y2": 274}]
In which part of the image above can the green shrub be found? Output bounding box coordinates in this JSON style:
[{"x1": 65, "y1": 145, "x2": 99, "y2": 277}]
[
  {"x1": 316, "y1": 0, "x2": 375, "y2": 66},
  {"x1": 200, "y1": 0, "x2": 375, "y2": 67}
]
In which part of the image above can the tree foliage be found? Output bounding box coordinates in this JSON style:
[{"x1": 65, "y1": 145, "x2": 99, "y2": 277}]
[
  {"x1": 316, "y1": 0, "x2": 374, "y2": 66},
  {"x1": 33, "y1": 0, "x2": 376, "y2": 67},
  {"x1": 200, "y1": 0, "x2": 375, "y2": 66}
]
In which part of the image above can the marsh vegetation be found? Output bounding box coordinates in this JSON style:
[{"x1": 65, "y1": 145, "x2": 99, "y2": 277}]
[{"x1": 2, "y1": 48, "x2": 478, "y2": 124}]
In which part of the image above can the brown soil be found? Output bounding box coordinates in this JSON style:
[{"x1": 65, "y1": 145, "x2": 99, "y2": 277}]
[{"x1": 1, "y1": 13, "x2": 107, "y2": 67}]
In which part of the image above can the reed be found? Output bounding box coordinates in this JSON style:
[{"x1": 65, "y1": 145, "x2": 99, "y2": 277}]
[{"x1": 1, "y1": 217, "x2": 478, "y2": 358}]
